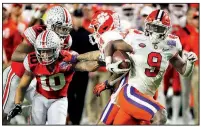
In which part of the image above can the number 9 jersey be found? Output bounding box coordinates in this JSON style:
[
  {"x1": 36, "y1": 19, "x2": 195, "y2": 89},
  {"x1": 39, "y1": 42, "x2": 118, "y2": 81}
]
[
  {"x1": 23, "y1": 52, "x2": 76, "y2": 99},
  {"x1": 124, "y1": 29, "x2": 182, "y2": 96}
]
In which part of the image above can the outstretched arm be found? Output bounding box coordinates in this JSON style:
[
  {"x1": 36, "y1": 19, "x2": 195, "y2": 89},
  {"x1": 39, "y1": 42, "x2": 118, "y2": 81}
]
[
  {"x1": 77, "y1": 50, "x2": 100, "y2": 61},
  {"x1": 74, "y1": 61, "x2": 100, "y2": 72}
]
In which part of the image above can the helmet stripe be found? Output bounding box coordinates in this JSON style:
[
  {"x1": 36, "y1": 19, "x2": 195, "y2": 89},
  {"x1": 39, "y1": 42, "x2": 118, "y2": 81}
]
[
  {"x1": 160, "y1": 11, "x2": 164, "y2": 21},
  {"x1": 155, "y1": 10, "x2": 160, "y2": 20},
  {"x1": 156, "y1": 10, "x2": 164, "y2": 21},
  {"x1": 63, "y1": 8, "x2": 68, "y2": 24},
  {"x1": 42, "y1": 31, "x2": 48, "y2": 48}
]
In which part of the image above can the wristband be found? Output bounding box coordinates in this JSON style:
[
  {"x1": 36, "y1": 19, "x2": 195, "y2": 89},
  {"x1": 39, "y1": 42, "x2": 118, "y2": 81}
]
[{"x1": 71, "y1": 55, "x2": 77, "y2": 63}]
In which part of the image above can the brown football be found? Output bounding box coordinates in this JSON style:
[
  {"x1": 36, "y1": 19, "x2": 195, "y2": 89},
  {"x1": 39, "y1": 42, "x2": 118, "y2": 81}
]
[{"x1": 112, "y1": 50, "x2": 130, "y2": 69}]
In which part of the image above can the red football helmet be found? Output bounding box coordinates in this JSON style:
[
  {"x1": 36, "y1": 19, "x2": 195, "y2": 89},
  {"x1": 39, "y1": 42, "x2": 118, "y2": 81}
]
[
  {"x1": 144, "y1": 9, "x2": 171, "y2": 44},
  {"x1": 89, "y1": 10, "x2": 120, "y2": 45}
]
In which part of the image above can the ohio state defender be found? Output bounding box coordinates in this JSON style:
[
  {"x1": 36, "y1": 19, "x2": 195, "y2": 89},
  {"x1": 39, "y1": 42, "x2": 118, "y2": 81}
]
[{"x1": 7, "y1": 30, "x2": 99, "y2": 124}]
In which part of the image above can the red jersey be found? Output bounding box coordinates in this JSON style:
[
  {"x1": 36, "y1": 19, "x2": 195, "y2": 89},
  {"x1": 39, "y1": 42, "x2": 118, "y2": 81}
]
[
  {"x1": 180, "y1": 24, "x2": 199, "y2": 65},
  {"x1": 11, "y1": 24, "x2": 72, "y2": 77},
  {"x1": 23, "y1": 51, "x2": 76, "y2": 99},
  {"x1": 3, "y1": 19, "x2": 23, "y2": 61}
]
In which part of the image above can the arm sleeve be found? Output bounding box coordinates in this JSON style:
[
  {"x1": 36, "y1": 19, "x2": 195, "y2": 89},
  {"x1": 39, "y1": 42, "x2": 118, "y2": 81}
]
[
  {"x1": 176, "y1": 37, "x2": 182, "y2": 52},
  {"x1": 101, "y1": 30, "x2": 124, "y2": 50},
  {"x1": 23, "y1": 55, "x2": 31, "y2": 72},
  {"x1": 22, "y1": 27, "x2": 36, "y2": 46}
]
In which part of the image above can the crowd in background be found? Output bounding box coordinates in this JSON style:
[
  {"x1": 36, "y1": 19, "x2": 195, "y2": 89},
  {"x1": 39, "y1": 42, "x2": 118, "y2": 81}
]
[{"x1": 3, "y1": 3, "x2": 199, "y2": 125}]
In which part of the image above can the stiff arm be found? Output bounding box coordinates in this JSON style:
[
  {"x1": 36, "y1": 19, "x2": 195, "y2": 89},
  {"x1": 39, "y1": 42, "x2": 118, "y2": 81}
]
[{"x1": 77, "y1": 50, "x2": 100, "y2": 61}]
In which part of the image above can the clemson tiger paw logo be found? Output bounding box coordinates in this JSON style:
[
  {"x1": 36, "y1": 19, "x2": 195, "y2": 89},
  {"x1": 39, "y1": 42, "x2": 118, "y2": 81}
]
[{"x1": 97, "y1": 12, "x2": 109, "y2": 25}]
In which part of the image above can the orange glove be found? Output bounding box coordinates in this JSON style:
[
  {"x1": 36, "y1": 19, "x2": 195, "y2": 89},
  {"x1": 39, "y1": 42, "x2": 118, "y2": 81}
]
[
  {"x1": 60, "y1": 50, "x2": 77, "y2": 63},
  {"x1": 93, "y1": 80, "x2": 112, "y2": 97}
]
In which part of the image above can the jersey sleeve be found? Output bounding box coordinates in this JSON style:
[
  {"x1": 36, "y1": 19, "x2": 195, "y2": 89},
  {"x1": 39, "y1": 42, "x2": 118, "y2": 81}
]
[
  {"x1": 23, "y1": 55, "x2": 31, "y2": 72},
  {"x1": 22, "y1": 27, "x2": 36, "y2": 46},
  {"x1": 124, "y1": 29, "x2": 144, "y2": 47},
  {"x1": 165, "y1": 35, "x2": 183, "y2": 60},
  {"x1": 101, "y1": 30, "x2": 124, "y2": 50},
  {"x1": 124, "y1": 31, "x2": 134, "y2": 46},
  {"x1": 175, "y1": 37, "x2": 182, "y2": 52}
]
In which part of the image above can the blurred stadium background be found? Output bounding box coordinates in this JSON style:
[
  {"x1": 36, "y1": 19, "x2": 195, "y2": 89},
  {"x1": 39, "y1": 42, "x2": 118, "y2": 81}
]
[{"x1": 2, "y1": 3, "x2": 199, "y2": 125}]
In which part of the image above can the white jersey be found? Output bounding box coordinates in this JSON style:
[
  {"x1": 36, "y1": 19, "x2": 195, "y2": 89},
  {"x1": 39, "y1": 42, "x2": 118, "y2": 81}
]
[
  {"x1": 98, "y1": 30, "x2": 124, "y2": 61},
  {"x1": 124, "y1": 29, "x2": 182, "y2": 96}
]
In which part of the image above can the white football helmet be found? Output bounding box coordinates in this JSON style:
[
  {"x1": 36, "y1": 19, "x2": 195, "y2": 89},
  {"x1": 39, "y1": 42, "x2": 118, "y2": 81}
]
[
  {"x1": 35, "y1": 30, "x2": 61, "y2": 65},
  {"x1": 45, "y1": 6, "x2": 73, "y2": 39}
]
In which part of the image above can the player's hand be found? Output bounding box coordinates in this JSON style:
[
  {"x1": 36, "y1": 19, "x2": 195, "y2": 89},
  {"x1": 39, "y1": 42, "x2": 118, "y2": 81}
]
[
  {"x1": 60, "y1": 50, "x2": 77, "y2": 63},
  {"x1": 106, "y1": 60, "x2": 131, "y2": 74},
  {"x1": 185, "y1": 52, "x2": 197, "y2": 64},
  {"x1": 7, "y1": 104, "x2": 22, "y2": 121},
  {"x1": 93, "y1": 81, "x2": 109, "y2": 97}
]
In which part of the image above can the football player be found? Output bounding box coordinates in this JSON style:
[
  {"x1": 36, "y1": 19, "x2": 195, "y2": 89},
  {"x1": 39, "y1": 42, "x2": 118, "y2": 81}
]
[
  {"x1": 88, "y1": 10, "x2": 133, "y2": 125},
  {"x1": 7, "y1": 30, "x2": 99, "y2": 125},
  {"x1": 96, "y1": 9, "x2": 197, "y2": 125}
]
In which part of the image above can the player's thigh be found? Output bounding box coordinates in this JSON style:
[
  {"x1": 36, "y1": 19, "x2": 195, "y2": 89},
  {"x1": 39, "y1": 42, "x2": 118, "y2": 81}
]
[
  {"x1": 99, "y1": 99, "x2": 120, "y2": 125},
  {"x1": 47, "y1": 97, "x2": 68, "y2": 125},
  {"x1": 113, "y1": 108, "x2": 138, "y2": 125},
  {"x1": 118, "y1": 85, "x2": 164, "y2": 122},
  {"x1": 25, "y1": 78, "x2": 37, "y2": 103},
  {"x1": 3, "y1": 66, "x2": 20, "y2": 114},
  {"x1": 31, "y1": 93, "x2": 47, "y2": 125}
]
